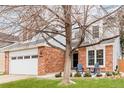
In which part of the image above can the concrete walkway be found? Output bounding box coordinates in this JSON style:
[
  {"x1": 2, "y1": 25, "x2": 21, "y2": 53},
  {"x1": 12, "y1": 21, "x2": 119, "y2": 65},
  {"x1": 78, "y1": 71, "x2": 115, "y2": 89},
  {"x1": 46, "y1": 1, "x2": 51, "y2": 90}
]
[
  {"x1": 0, "y1": 75, "x2": 33, "y2": 84},
  {"x1": 36, "y1": 72, "x2": 60, "y2": 80}
]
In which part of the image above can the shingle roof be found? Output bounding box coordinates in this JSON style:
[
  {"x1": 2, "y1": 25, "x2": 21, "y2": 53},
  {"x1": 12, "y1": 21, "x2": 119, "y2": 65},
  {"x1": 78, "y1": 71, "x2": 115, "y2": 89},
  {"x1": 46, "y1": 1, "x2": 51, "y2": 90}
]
[
  {"x1": 0, "y1": 32, "x2": 19, "y2": 48},
  {"x1": 0, "y1": 32, "x2": 19, "y2": 42}
]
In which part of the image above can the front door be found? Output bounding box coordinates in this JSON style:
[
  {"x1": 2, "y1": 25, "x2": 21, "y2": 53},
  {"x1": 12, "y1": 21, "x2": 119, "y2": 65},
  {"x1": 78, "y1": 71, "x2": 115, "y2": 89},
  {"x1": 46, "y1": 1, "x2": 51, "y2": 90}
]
[{"x1": 72, "y1": 53, "x2": 78, "y2": 68}]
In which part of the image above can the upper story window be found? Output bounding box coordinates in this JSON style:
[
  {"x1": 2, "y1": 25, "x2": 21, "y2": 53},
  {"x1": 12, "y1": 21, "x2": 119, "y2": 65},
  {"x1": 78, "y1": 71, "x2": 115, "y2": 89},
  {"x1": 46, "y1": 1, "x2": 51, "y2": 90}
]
[
  {"x1": 74, "y1": 32, "x2": 80, "y2": 39},
  {"x1": 93, "y1": 26, "x2": 99, "y2": 38}
]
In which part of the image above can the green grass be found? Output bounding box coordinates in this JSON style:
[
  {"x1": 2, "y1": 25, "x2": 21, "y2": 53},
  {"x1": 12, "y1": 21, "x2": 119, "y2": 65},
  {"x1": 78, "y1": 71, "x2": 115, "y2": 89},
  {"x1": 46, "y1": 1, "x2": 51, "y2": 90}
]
[
  {"x1": 0, "y1": 74, "x2": 4, "y2": 76},
  {"x1": 0, "y1": 78, "x2": 124, "y2": 88}
]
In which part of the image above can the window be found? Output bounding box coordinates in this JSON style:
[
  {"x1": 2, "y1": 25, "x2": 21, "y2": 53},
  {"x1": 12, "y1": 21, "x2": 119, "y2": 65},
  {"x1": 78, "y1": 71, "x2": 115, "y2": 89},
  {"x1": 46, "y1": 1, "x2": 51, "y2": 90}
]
[
  {"x1": 88, "y1": 49, "x2": 104, "y2": 66},
  {"x1": 96, "y1": 50, "x2": 103, "y2": 65},
  {"x1": 18, "y1": 56, "x2": 23, "y2": 59},
  {"x1": 75, "y1": 32, "x2": 80, "y2": 39},
  {"x1": 11, "y1": 57, "x2": 16, "y2": 60},
  {"x1": 93, "y1": 26, "x2": 99, "y2": 38},
  {"x1": 88, "y1": 50, "x2": 95, "y2": 66},
  {"x1": 24, "y1": 56, "x2": 30, "y2": 59},
  {"x1": 31, "y1": 55, "x2": 38, "y2": 58}
]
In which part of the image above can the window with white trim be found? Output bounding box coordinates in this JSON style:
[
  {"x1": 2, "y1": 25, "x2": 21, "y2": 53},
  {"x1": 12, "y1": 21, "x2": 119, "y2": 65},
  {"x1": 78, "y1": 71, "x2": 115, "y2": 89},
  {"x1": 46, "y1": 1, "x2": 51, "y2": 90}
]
[
  {"x1": 93, "y1": 26, "x2": 99, "y2": 38},
  {"x1": 75, "y1": 32, "x2": 80, "y2": 39},
  {"x1": 88, "y1": 50, "x2": 95, "y2": 66},
  {"x1": 88, "y1": 49, "x2": 104, "y2": 66},
  {"x1": 96, "y1": 49, "x2": 104, "y2": 65}
]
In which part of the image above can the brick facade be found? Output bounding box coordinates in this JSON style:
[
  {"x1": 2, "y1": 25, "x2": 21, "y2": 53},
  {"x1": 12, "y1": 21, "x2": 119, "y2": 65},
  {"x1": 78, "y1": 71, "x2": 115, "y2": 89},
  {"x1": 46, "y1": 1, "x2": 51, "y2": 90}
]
[
  {"x1": 105, "y1": 45, "x2": 113, "y2": 71},
  {"x1": 4, "y1": 45, "x2": 113, "y2": 75},
  {"x1": 78, "y1": 45, "x2": 113, "y2": 72},
  {"x1": 118, "y1": 59, "x2": 124, "y2": 72},
  {"x1": 5, "y1": 51, "x2": 9, "y2": 74},
  {"x1": 78, "y1": 48, "x2": 86, "y2": 71},
  {"x1": 38, "y1": 46, "x2": 65, "y2": 75}
]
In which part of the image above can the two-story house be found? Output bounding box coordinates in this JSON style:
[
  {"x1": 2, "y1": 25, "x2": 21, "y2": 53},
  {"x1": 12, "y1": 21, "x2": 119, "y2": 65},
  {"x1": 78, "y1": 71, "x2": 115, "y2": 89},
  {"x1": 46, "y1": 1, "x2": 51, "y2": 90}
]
[{"x1": 2, "y1": 10, "x2": 122, "y2": 75}]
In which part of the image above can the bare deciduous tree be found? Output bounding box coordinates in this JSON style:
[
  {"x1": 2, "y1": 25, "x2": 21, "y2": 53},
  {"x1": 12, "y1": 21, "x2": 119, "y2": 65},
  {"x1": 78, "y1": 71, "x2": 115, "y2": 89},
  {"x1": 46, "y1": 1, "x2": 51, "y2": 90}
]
[{"x1": 0, "y1": 5, "x2": 122, "y2": 85}]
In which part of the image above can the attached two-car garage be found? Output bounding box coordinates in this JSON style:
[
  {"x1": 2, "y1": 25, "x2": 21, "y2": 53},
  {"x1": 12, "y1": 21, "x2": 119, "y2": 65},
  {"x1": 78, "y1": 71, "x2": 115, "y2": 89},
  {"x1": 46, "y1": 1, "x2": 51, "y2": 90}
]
[
  {"x1": 9, "y1": 48, "x2": 38, "y2": 75},
  {"x1": 5, "y1": 46, "x2": 65, "y2": 75}
]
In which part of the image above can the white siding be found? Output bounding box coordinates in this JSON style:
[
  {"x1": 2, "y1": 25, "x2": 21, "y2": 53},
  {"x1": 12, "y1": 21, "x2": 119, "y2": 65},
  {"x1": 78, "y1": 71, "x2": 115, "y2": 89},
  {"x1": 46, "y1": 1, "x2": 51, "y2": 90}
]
[
  {"x1": 113, "y1": 37, "x2": 121, "y2": 70},
  {"x1": 83, "y1": 20, "x2": 119, "y2": 44},
  {"x1": 0, "y1": 52, "x2": 4, "y2": 72}
]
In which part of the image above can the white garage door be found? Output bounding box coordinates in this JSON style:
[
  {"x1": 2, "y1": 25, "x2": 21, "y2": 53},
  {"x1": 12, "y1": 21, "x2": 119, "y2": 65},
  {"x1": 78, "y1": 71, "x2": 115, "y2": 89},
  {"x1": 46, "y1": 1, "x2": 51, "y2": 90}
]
[{"x1": 9, "y1": 48, "x2": 38, "y2": 75}]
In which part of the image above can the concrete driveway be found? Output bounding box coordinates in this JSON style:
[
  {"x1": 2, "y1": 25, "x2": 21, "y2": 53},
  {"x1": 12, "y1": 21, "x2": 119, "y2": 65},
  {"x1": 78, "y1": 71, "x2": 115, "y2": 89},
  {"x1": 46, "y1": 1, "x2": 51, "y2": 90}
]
[{"x1": 0, "y1": 75, "x2": 33, "y2": 84}]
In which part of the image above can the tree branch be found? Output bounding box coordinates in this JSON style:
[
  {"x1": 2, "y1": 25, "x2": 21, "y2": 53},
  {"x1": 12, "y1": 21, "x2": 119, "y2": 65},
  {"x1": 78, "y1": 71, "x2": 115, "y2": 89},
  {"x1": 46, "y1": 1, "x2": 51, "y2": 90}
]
[
  {"x1": 41, "y1": 33, "x2": 65, "y2": 51},
  {"x1": 44, "y1": 32, "x2": 66, "y2": 47},
  {"x1": 43, "y1": 6, "x2": 65, "y2": 23},
  {"x1": 80, "y1": 35, "x2": 120, "y2": 47},
  {"x1": 86, "y1": 6, "x2": 122, "y2": 28}
]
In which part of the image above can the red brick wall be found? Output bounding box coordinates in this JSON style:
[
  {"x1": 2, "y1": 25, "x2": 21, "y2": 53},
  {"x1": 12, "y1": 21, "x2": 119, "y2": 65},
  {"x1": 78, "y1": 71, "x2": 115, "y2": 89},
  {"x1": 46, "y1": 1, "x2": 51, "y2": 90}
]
[
  {"x1": 5, "y1": 51, "x2": 9, "y2": 74},
  {"x1": 38, "y1": 47, "x2": 46, "y2": 75},
  {"x1": 105, "y1": 45, "x2": 113, "y2": 71},
  {"x1": 118, "y1": 59, "x2": 124, "y2": 72},
  {"x1": 78, "y1": 45, "x2": 113, "y2": 72},
  {"x1": 38, "y1": 46, "x2": 65, "y2": 75},
  {"x1": 4, "y1": 45, "x2": 113, "y2": 75},
  {"x1": 78, "y1": 47, "x2": 87, "y2": 71}
]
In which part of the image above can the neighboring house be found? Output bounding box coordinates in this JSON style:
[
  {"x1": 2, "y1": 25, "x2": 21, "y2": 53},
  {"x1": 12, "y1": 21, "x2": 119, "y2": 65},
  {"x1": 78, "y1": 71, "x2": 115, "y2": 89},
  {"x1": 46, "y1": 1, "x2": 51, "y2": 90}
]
[
  {"x1": 2, "y1": 10, "x2": 123, "y2": 75},
  {"x1": 0, "y1": 32, "x2": 19, "y2": 72}
]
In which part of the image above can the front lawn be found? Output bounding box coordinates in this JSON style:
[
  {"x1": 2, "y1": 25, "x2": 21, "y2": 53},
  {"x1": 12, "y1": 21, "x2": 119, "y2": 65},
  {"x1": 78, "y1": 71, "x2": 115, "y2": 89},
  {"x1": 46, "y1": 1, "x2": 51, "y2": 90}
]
[
  {"x1": 0, "y1": 72, "x2": 4, "y2": 76},
  {"x1": 0, "y1": 74, "x2": 4, "y2": 76},
  {"x1": 0, "y1": 78, "x2": 124, "y2": 88}
]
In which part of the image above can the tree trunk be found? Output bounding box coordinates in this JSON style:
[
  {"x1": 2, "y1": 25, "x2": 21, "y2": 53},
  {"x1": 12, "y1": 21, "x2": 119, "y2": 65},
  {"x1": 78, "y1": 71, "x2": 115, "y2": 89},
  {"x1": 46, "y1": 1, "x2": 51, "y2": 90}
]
[
  {"x1": 62, "y1": 45, "x2": 72, "y2": 85},
  {"x1": 60, "y1": 5, "x2": 74, "y2": 85}
]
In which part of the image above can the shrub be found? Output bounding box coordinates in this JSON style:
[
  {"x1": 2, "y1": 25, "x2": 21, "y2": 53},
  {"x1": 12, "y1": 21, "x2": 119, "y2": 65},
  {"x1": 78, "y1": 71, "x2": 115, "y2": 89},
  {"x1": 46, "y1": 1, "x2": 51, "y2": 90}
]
[
  {"x1": 55, "y1": 72, "x2": 72, "y2": 78},
  {"x1": 74, "y1": 72, "x2": 81, "y2": 77},
  {"x1": 70, "y1": 73, "x2": 72, "y2": 77},
  {"x1": 96, "y1": 74, "x2": 103, "y2": 77},
  {"x1": 112, "y1": 65, "x2": 120, "y2": 76},
  {"x1": 112, "y1": 71, "x2": 120, "y2": 76},
  {"x1": 115, "y1": 65, "x2": 119, "y2": 71},
  {"x1": 0, "y1": 72, "x2": 5, "y2": 75},
  {"x1": 106, "y1": 72, "x2": 112, "y2": 76},
  {"x1": 55, "y1": 72, "x2": 62, "y2": 78},
  {"x1": 84, "y1": 69, "x2": 92, "y2": 77},
  {"x1": 84, "y1": 73, "x2": 92, "y2": 77}
]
